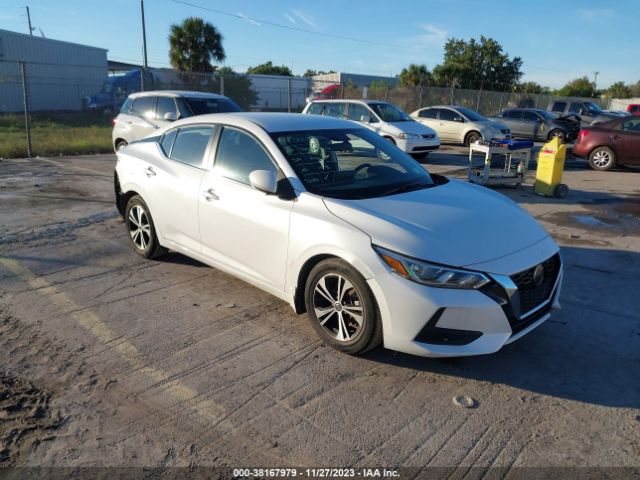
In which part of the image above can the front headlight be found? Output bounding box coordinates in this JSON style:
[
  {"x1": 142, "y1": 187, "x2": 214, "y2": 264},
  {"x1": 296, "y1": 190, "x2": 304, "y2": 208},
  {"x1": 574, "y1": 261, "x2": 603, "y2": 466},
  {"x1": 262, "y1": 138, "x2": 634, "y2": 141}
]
[
  {"x1": 374, "y1": 246, "x2": 490, "y2": 289},
  {"x1": 398, "y1": 133, "x2": 419, "y2": 139}
]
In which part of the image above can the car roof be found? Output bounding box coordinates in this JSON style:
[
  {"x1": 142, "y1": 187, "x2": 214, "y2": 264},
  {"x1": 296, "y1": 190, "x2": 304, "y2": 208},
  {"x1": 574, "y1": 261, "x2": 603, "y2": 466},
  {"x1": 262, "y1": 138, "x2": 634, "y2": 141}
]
[
  {"x1": 310, "y1": 99, "x2": 390, "y2": 105},
  {"x1": 128, "y1": 90, "x2": 229, "y2": 99},
  {"x1": 170, "y1": 112, "x2": 363, "y2": 133}
]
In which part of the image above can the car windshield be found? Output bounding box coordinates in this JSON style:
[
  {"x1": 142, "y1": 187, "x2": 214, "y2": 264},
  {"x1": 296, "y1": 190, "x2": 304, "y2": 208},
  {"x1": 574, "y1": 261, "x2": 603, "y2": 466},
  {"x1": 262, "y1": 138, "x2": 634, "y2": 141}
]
[
  {"x1": 369, "y1": 103, "x2": 411, "y2": 122},
  {"x1": 454, "y1": 107, "x2": 487, "y2": 122},
  {"x1": 584, "y1": 102, "x2": 603, "y2": 113},
  {"x1": 271, "y1": 128, "x2": 434, "y2": 200},
  {"x1": 184, "y1": 97, "x2": 242, "y2": 115}
]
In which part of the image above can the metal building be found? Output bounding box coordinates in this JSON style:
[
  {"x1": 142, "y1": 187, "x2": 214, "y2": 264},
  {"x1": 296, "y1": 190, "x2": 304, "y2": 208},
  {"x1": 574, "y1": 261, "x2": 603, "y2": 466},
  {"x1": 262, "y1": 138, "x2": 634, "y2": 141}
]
[{"x1": 0, "y1": 29, "x2": 107, "y2": 112}]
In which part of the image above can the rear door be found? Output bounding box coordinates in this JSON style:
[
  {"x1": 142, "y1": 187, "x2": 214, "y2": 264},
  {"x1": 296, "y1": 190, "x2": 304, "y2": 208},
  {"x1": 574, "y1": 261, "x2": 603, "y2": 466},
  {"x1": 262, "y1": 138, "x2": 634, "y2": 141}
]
[
  {"x1": 521, "y1": 111, "x2": 541, "y2": 138},
  {"x1": 502, "y1": 110, "x2": 526, "y2": 137},
  {"x1": 154, "y1": 96, "x2": 178, "y2": 130}
]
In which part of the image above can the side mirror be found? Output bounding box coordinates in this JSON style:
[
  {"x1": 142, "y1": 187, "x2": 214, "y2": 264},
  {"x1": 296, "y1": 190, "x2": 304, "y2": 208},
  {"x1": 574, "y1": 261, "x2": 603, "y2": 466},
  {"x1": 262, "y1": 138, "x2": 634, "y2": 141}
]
[
  {"x1": 249, "y1": 170, "x2": 278, "y2": 194},
  {"x1": 579, "y1": 109, "x2": 588, "y2": 116},
  {"x1": 163, "y1": 112, "x2": 177, "y2": 121},
  {"x1": 359, "y1": 114, "x2": 371, "y2": 123},
  {"x1": 454, "y1": 116, "x2": 464, "y2": 123}
]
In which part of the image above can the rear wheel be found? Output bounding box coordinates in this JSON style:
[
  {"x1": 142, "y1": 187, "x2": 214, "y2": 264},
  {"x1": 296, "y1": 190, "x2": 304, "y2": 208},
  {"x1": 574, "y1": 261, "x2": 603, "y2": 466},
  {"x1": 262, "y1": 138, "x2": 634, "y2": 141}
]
[
  {"x1": 125, "y1": 195, "x2": 166, "y2": 259},
  {"x1": 115, "y1": 140, "x2": 128, "y2": 152},
  {"x1": 548, "y1": 129, "x2": 566, "y2": 142},
  {"x1": 588, "y1": 146, "x2": 616, "y2": 171},
  {"x1": 465, "y1": 131, "x2": 482, "y2": 146},
  {"x1": 384, "y1": 136, "x2": 396, "y2": 145},
  {"x1": 304, "y1": 259, "x2": 382, "y2": 355}
]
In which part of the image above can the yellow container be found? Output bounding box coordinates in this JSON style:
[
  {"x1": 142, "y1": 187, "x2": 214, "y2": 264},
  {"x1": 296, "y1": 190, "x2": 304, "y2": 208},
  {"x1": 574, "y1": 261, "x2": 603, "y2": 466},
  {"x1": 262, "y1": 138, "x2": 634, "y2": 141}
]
[{"x1": 534, "y1": 138, "x2": 568, "y2": 197}]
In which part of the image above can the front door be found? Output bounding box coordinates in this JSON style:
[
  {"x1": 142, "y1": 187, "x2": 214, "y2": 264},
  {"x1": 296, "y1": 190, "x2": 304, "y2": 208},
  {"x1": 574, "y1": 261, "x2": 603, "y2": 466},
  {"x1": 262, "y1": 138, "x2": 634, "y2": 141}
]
[
  {"x1": 199, "y1": 126, "x2": 293, "y2": 291},
  {"x1": 614, "y1": 118, "x2": 640, "y2": 164}
]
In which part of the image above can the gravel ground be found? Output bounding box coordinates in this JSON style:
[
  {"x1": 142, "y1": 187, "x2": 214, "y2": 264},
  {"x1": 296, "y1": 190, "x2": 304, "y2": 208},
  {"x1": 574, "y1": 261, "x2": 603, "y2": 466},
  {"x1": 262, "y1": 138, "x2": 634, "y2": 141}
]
[{"x1": 0, "y1": 151, "x2": 638, "y2": 476}]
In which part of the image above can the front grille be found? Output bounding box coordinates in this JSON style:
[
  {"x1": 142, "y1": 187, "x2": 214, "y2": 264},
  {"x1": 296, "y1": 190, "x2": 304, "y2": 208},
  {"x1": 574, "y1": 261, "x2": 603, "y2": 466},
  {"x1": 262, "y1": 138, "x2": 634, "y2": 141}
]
[
  {"x1": 501, "y1": 129, "x2": 510, "y2": 134},
  {"x1": 422, "y1": 134, "x2": 435, "y2": 139},
  {"x1": 510, "y1": 254, "x2": 561, "y2": 315},
  {"x1": 510, "y1": 302, "x2": 552, "y2": 336}
]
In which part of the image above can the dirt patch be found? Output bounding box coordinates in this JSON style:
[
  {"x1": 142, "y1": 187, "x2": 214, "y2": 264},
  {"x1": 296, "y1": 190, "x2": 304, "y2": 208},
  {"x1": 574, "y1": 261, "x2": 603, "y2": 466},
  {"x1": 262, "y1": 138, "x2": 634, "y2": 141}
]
[{"x1": 0, "y1": 372, "x2": 64, "y2": 466}]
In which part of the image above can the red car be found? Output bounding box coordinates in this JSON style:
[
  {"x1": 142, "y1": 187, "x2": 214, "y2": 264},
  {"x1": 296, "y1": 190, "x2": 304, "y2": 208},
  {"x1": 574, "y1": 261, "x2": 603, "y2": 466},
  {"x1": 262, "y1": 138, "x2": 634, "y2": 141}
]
[
  {"x1": 628, "y1": 104, "x2": 640, "y2": 116},
  {"x1": 573, "y1": 116, "x2": 640, "y2": 170}
]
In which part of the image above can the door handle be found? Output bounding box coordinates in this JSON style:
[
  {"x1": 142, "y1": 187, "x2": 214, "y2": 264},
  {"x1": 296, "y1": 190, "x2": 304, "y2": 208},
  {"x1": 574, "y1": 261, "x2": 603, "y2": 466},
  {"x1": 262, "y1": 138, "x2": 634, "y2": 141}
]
[
  {"x1": 611, "y1": 135, "x2": 620, "y2": 140},
  {"x1": 202, "y1": 188, "x2": 219, "y2": 201},
  {"x1": 144, "y1": 166, "x2": 156, "y2": 177}
]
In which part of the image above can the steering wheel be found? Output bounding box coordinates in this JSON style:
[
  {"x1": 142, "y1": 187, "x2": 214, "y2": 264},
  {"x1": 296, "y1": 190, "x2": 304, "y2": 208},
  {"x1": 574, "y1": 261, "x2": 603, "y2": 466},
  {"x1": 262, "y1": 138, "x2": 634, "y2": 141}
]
[{"x1": 354, "y1": 163, "x2": 372, "y2": 176}]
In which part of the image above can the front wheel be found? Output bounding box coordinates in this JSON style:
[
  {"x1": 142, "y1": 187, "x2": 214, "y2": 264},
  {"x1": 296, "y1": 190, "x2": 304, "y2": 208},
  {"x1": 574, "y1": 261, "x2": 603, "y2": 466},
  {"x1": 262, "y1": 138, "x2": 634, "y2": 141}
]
[
  {"x1": 588, "y1": 147, "x2": 616, "y2": 171},
  {"x1": 304, "y1": 259, "x2": 382, "y2": 355},
  {"x1": 465, "y1": 131, "x2": 482, "y2": 146},
  {"x1": 125, "y1": 195, "x2": 167, "y2": 259}
]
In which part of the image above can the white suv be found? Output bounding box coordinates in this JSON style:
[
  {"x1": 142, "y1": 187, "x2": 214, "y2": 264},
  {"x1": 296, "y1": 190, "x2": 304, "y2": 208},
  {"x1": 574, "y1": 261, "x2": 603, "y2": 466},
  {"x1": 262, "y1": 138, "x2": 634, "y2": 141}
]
[
  {"x1": 112, "y1": 91, "x2": 242, "y2": 152},
  {"x1": 302, "y1": 99, "x2": 440, "y2": 158}
]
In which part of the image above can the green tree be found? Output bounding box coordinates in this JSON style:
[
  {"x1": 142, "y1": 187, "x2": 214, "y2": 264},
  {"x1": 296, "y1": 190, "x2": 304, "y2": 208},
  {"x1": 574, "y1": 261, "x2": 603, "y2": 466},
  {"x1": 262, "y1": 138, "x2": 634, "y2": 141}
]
[
  {"x1": 630, "y1": 81, "x2": 640, "y2": 97},
  {"x1": 516, "y1": 81, "x2": 549, "y2": 94},
  {"x1": 217, "y1": 66, "x2": 236, "y2": 76},
  {"x1": 554, "y1": 77, "x2": 595, "y2": 97},
  {"x1": 247, "y1": 61, "x2": 293, "y2": 76},
  {"x1": 398, "y1": 64, "x2": 433, "y2": 87},
  {"x1": 169, "y1": 17, "x2": 225, "y2": 73},
  {"x1": 302, "y1": 69, "x2": 336, "y2": 77},
  {"x1": 604, "y1": 81, "x2": 632, "y2": 99},
  {"x1": 432, "y1": 36, "x2": 522, "y2": 92}
]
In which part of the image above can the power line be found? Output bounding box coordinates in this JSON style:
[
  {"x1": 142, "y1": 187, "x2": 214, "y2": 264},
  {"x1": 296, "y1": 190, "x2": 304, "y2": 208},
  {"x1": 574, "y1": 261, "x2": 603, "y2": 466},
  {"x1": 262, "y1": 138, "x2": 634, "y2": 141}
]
[{"x1": 170, "y1": 0, "x2": 441, "y2": 53}]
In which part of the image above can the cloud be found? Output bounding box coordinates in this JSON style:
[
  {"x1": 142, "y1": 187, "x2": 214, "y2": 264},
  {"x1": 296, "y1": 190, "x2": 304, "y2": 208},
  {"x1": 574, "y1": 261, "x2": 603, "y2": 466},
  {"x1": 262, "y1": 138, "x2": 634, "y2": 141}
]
[
  {"x1": 237, "y1": 12, "x2": 261, "y2": 27},
  {"x1": 412, "y1": 23, "x2": 448, "y2": 48},
  {"x1": 578, "y1": 8, "x2": 615, "y2": 21},
  {"x1": 291, "y1": 10, "x2": 318, "y2": 30}
]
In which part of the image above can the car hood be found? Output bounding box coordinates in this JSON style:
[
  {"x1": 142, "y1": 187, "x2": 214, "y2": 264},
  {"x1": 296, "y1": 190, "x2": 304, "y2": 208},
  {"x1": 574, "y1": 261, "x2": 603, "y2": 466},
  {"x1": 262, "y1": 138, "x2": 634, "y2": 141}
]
[
  {"x1": 386, "y1": 120, "x2": 436, "y2": 135},
  {"x1": 478, "y1": 119, "x2": 509, "y2": 131},
  {"x1": 323, "y1": 179, "x2": 549, "y2": 268}
]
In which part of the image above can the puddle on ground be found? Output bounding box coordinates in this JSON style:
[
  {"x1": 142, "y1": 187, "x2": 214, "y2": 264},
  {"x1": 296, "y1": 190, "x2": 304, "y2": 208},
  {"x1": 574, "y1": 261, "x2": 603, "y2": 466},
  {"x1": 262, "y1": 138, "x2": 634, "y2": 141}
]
[{"x1": 573, "y1": 215, "x2": 607, "y2": 226}]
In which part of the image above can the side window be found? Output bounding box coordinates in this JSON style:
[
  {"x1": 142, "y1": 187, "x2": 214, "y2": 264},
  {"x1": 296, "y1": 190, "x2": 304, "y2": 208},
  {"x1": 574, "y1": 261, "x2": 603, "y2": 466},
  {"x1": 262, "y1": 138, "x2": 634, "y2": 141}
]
[
  {"x1": 523, "y1": 111, "x2": 539, "y2": 122},
  {"x1": 569, "y1": 102, "x2": 583, "y2": 114},
  {"x1": 551, "y1": 101, "x2": 566, "y2": 113},
  {"x1": 346, "y1": 103, "x2": 370, "y2": 122},
  {"x1": 170, "y1": 126, "x2": 214, "y2": 167},
  {"x1": 131, "y1": 96, "x2": 155, "y2": 119},
  {"x1": 438, "y1": 109, "x2": 458, "y2": 121},
  {"x1": 322, "y1": 103, "x2": 345, "y2": 118},
  {"x1": 502, "y1": 110, "x2": 519, "y2": 119},
  {"x1": 176, "y1": 98, "x2": 192, "y2": 118},
  {"x1": 156, "y1": 97, "x2": 177, "y2": 120},
  {"x1": 160, "y1": 129, "x2": 178, "y2": 156},
  {"x1": 120, "y1": 97, "x2": 133, "y2": 114},
  {"x1": 419, "y1": 108, "x2": 437, "y2": 119},
  {"x1": 307, "y1": 103, "x2": 324, "y2": 115},
  {"x1": 620, "y1": 118, "x2": 640, "y2": 132},
  {"x1": 214, "y1": 127, "x2": 277, "y2": 185}
]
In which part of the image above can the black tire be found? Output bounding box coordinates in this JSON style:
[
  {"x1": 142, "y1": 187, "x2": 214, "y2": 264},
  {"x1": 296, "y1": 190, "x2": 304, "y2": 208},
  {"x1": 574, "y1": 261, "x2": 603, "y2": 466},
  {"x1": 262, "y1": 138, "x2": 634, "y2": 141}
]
[
  {"x1": 384, "y1": 136, "x2": 396, "y2": 145},
  {"x1": 465, "y1": 131, "x2": 482, "y2": 146},
  {"x1": 304, "y1": 258, "x2": 382, "y2": 355},
  {"x1": 115, "y1": 140, "x2": 128, "y2": 152},
  {"x1": 588, "y1": 146, "x2": 616, "y2": 171},
  {"x1": 547, "y1": 129, "x2": 566, "y2": 142},
  {"x1": 124, "y1": 195, "x2": 166, "y2": 259},
  {"x1": 411, "y1": 152, "x2": 429, "y2": 160},
  {"x1": 554, "y1": 183, "x2": 569, "y2": 198}
]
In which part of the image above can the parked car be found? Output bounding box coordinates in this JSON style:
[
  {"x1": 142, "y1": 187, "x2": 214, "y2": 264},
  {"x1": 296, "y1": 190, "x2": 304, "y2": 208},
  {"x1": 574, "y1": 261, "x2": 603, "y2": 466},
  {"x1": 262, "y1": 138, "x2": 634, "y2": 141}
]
[
  {"x1": 547, "y1": 99, "x2": 617, "y2": 126},
  {"x1": 410, "y1": 105, "x2": 511, "y2": 146},
  {"x1": 492, "y1": 108, "x2": 580, "y2": 143},
  {"x1": 302, "y1": 100, "x2": 439, "y2": 158},
  {"x1": 114, "y1": 112, "x2": 563, "y2": 358},
  {"x1": 573, "y1": 116, "x2": 640, "y2": 170},
  {"x1": 627, "y1": 104, "x2": 640, "y2": 116},
  {"x1": 112, "y1": 91, "x2": 242, "y2": 151}
]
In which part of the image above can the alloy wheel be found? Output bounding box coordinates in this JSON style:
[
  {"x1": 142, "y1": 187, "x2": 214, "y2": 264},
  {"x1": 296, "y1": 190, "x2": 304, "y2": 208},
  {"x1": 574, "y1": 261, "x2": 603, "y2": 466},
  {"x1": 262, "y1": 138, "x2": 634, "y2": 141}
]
[
  {"x1": 312, "y1": 273, "x2": 364, "y2": 342},
  {"x1": 128, "y1": 205, "x2": 151, "y2": 251},
  {"x1": 592, "y1": 150, "x2": 612, "y2": 168}
]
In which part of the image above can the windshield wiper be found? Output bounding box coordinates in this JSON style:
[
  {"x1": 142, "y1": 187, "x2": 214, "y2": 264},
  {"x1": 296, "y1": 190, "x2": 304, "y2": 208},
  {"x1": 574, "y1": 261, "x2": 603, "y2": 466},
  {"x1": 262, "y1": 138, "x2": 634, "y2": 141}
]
[{"x1": 379, "y1": 181, "x2": 434, "y2": 197}]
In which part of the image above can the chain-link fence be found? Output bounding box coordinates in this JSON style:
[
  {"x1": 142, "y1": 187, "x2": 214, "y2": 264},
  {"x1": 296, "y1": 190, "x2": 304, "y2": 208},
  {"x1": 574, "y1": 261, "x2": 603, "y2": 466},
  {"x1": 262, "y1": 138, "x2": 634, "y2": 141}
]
[{"x1": 0, "y1": 60, "x2": 614, "y2": 158}]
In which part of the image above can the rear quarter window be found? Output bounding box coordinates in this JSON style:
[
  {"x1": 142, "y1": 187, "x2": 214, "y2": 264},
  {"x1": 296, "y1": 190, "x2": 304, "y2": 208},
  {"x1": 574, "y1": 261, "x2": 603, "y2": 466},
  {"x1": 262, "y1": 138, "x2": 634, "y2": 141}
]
[
  {"x1": 307, "y1": 103, "x2": 324, "y2": 115},
  {"x1": 551, "y1": 101, "x2": 567, "y2": 113}
]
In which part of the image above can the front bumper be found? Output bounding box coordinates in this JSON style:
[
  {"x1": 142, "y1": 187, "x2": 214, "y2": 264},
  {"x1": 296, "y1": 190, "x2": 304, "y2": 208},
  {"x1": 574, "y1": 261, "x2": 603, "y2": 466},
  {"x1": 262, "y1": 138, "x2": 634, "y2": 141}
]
[
  {"x1": 368, "y1": 238, "x2": 562, "y2": 357},
  {"x1": 396, "y1": 137, "x2": 440, "y2": 153}
]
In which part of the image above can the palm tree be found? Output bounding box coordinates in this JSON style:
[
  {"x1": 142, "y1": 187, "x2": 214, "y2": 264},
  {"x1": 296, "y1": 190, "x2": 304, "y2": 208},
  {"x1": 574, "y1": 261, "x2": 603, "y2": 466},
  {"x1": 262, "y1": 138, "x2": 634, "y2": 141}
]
[
  {"x1": 169, "y1": 17, "x2": 225, "y2": 73},
  {"x1": 398, "y1": 64, "x2": 433, "y2": 88}
]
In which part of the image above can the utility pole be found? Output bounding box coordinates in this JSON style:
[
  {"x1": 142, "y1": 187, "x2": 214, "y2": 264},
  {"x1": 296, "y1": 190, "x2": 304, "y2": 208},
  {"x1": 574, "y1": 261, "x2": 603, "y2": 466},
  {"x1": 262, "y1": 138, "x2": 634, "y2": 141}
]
[
  {"x1": 20, "y1": 61, "x2": 33, "y2": 158},
  {"x1": 593, "y1": 71, "x2": 600, "y2": 92},
  {"x1": 140, "y1": 0, "x2": 148, "y2": 91},
  {"x1": 25, "y1": 6, "x2": 34, "y2": 35}
]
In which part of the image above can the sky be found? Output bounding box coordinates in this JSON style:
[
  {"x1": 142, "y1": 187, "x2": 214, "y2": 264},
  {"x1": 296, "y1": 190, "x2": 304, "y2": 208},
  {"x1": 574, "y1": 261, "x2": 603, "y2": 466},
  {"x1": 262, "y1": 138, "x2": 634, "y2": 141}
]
[{"x1": 1, "y1": 0, "x2": 638, "y2": 89}]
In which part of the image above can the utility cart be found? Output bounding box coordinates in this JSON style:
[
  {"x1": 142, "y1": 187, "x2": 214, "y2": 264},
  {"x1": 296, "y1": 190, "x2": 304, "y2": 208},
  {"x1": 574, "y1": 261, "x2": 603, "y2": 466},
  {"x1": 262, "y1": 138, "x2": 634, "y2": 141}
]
[{"x1": 468, "y1": 139, "x2": 534, "y2": 188}]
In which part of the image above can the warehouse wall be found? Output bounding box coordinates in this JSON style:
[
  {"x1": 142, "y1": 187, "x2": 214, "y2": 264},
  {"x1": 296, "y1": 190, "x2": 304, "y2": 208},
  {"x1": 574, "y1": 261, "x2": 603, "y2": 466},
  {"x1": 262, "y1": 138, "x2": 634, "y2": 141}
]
[{"x1": 0, "y1": 29, "x2": 107, "y2": 112}]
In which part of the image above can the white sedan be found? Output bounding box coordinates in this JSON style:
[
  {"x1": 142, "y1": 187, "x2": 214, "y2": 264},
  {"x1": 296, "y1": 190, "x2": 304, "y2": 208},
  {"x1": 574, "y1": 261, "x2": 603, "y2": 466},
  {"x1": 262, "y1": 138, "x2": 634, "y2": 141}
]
[{"x1": 115, "y1": 113, "x2": 562, "y2": 358}]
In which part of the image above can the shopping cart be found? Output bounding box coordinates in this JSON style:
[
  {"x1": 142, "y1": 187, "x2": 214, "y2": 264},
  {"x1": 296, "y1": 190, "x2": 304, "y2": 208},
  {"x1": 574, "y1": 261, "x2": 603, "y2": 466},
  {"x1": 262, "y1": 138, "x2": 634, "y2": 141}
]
[{"x1": 468, "y1": 139, "x2": 534, "y2": 187}]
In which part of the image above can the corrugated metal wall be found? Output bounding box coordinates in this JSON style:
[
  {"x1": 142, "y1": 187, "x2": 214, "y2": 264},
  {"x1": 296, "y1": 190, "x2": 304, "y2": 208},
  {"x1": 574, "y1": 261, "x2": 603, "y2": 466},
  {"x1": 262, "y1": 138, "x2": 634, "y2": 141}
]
[{"x1": 0, "y1": 29, "x2": 107, "y2": 112}]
